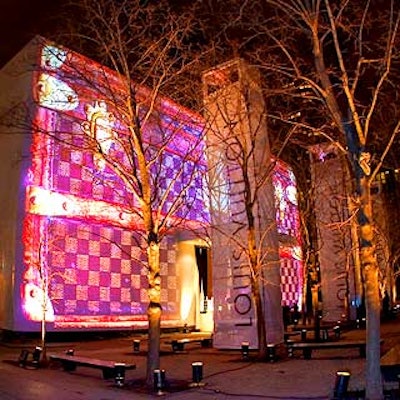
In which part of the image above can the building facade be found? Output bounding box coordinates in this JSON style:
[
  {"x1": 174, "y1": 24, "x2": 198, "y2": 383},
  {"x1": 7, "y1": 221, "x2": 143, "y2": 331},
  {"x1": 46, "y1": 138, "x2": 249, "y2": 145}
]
[
  {"x1": 0, "y1": 38, "x2": 303, "y2": 340},
  {"x1": 203, "y1": 59, "x2": 302, "y2": 348}
]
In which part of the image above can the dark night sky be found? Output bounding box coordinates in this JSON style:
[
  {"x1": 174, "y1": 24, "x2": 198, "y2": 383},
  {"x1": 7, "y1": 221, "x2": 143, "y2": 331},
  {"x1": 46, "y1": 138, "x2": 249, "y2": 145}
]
[{"x1": 0, "y1": 0, "x2": 64, "y2": 67}]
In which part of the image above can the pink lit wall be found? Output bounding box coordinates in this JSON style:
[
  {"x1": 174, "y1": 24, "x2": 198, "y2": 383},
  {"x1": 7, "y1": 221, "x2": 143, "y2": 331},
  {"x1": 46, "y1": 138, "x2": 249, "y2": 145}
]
[
  {"x1": 272, "y1": 159, "x2": 304, "y2": 308},
  {"x1": 14, "y1": 38, "x2": 208, "y2": 330}
]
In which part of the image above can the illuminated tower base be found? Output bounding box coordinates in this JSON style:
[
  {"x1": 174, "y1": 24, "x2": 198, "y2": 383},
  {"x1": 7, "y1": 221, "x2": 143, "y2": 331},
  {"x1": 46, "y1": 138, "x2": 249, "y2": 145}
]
[
  {"x1": 309, "y1": 144, "x2": 357, "y2": 322},
  {"x1": 203, "y1": 59, "x2": 283, "y2": 349}
]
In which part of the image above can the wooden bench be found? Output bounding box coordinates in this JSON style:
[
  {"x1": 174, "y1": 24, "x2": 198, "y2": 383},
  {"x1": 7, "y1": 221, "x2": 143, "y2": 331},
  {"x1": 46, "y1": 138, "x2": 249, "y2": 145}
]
[
  {"x1": 284, "y1": 331, "x2": 301, "y2": 342},
  {"x1": 285, "y1": 325, "x2": 341, "y2": 343},
  {"x1": 166, "y1": 337, "x2": 213, "y2": 352},
  {"x1": 286, "y1": 339, "x2": 370, "y2": 359},
  {"x1": 381, "y1": 345, "x2": 400, "y2": 382},
  {"x1": 50, "y1": 353, "x2": 136, "y2": 383}
]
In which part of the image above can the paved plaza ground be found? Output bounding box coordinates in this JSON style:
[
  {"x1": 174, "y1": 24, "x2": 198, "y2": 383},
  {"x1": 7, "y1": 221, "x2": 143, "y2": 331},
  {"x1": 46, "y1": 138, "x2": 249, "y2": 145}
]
[{"x1": 0, "y1": 318, "x2": 400, "y2": 400}]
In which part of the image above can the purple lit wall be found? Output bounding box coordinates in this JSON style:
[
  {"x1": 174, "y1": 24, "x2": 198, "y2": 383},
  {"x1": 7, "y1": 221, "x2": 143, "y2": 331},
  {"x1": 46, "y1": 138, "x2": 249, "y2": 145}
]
[
  {"x1": 272, "y1": 159, "x2": 303, "y2": 308},
  {"x1": 18, "y1": 39, "x2": 208, "y2": 330}
]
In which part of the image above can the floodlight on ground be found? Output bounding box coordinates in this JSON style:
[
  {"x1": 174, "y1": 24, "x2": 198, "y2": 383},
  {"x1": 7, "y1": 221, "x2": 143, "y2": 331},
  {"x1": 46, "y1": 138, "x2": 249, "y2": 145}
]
[
  {"x1": 65, "y1": 349, "x2": 74, "y2": 356},
  {"x1": 18, "y1": 349, "x2": 30, "y2": 368},
  {"x1": 114, "y1": 363, "x2": 126, "y2": 387},
  {"x1": 133, "y1": 340, "x2": 140, "y2": 353},
  {"x1": 31, "y1": 346, "x2": 42, "y2": 368},
  {"x1": 333, "y1": 371, "x2": 351, "y2": 399},
  {"x1": 153, "y1": 369, "x2": 166, "y2": 396},
  {"x1": 287, "y1": 340, "x2": 294, "y2": 358},
  {"x1": 333, "y1": 325, "x2": 341, "y2": 339},
  {"x1": 267, "y1": 344, "x2": 276, "y2": 363},
  {"x1": 190, "y1": 362, "x2": 205, "y2": 387},
  {"x1": 241, "y1": 341, "x2": 250, "y2": 360}
]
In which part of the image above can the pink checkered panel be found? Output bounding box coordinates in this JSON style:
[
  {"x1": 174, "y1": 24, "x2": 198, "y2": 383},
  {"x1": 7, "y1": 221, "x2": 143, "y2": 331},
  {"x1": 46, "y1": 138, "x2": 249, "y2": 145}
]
[
  {"x1": 51, "y1": 117, "x2": 209, "y2": 224},
  {"x1": 46, "y1": 217, "x2": 179, "y2": 319},
  {"x1": 280, "y1": 257, "x2": 303, "y2": 307}
]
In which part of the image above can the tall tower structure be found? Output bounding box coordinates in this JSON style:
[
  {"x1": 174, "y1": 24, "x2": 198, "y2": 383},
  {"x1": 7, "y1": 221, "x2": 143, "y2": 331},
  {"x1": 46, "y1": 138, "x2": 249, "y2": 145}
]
[
  {"x1": 309, "y1": 143, "x2": 358, "y2": 322},
  {"x1": 202, "y1": 59, "x2": 283, "y2": 348}
]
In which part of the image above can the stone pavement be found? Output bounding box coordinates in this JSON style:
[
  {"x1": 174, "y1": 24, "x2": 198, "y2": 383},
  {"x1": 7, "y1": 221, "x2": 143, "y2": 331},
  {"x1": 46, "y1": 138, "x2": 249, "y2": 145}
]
[{"x1": 1, "y1": 319, "x2": 400, "y2": 400}]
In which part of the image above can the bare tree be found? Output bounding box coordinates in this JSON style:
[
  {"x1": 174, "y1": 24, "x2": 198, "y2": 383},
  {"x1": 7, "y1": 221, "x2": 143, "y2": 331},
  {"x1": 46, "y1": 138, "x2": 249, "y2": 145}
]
[
  {"x1": 64, "y1": 1, "x2": 212, "y2": 385},
  {"x1": 21, "y1": 221, "x2": 74, "y2": 364},
  {"x1": 21, "y1": 239, "x2": 54, "y2": 364},
  {"x1": 0, "y1": 0, "x2": 212, "y2": 386},
  {"x1": 224, "y1": 1, "x2": 400, "y2": 398}
]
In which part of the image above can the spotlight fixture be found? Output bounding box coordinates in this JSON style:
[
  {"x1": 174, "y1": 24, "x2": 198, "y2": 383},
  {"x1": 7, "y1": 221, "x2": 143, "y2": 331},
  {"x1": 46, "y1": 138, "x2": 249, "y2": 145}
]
[
  {"x1": 189, "y1": 361, "x2": 205, "y2": 387},
  {"x1": 267, "y1": 344, "x2": 276, "y2": 363},
  {"x1": 153, "y1": 369, "x2": 166, "y2": 396},
  {"x1": 18, "y1": 349, "x2": 30, "y2": 368},
  {"x1": 114, "y1": 363, "x2": 126, "y2": 387},
  {"x1": 31, "y1": 346, "x2": 42, "y2": 369},
  {"x1": 333, "y1": 325, "x2": 341, "y2": 339},
  {"x1": 333, "y1": 371, "x2": 351, "y2": 400},
  {"x1": 241, "y1": 341, "x2": 250, "y2": 360},
  {"x1": 133, "y1": 340, "x2": 140, "y2": 353}
]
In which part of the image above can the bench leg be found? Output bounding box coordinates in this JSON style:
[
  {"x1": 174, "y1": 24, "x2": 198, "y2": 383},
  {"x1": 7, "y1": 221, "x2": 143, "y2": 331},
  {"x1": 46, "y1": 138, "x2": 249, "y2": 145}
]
[
  {"x1": 303, "y1": 348, "x2": 312, "y2": 359},
  {"x1": 102, "y1": 367, "x2": 114, "y2": 380},
  {"x1": 113, "y1": 364, "x2": 126, "y2": 387},
  {"x1": 171, "y1": 340, "x2": 178, "y2": 352},
  {"x1": 171, "y1": 341, "x2": 185, "y2": 352},
  {"x1": 62, "y1": 360, "x2": 77, "y2": 372},
  {"x1": 359, "y1": 345, "x2": 366, "y2": 358}
]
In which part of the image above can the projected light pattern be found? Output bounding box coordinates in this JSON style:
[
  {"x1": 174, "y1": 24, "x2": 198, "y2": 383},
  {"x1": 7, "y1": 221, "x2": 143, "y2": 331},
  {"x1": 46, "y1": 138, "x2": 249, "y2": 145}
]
[
  {"x1": 272, "y1": 160, "x2": 303, "y2": 307},
  {"x1": 273, "y1": 160, "x2": 301, "y2": 239},
  {"x1": 20, "y1": 41, "x2": 208, "y2": 329},
  {"x1": 47, "y1": 219, "x2": 177, "y2": 320}
]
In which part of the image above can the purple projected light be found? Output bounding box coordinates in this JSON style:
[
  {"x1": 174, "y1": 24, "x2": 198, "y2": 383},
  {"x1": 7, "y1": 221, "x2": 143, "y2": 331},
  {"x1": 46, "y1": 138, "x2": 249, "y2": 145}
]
[{"x1": 20, "y1": 41, "x2": 208, "y2": 330}]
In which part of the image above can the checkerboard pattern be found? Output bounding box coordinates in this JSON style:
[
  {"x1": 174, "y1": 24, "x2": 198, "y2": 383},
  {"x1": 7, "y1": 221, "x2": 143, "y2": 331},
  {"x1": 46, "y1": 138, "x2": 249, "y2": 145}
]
[
  {"x1": 46, "y1": 218, "x2": 179, "y2": 319},
  {"x1": 51, "y1": 117, "x2": 209, "y2": 224},
  {"x1": 156, "y1": 151, "x2": 209, "y2": 222},
  {"x1": 52, "y1": 120, "x2": 133, "y2": 207},
  {"x1": 280, "y1": 257, "x2": 302, "y2": 307}
]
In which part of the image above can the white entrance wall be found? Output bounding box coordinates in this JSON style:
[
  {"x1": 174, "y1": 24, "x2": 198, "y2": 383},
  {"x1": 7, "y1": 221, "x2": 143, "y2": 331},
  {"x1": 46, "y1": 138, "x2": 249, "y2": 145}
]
[{"x1": 176, "y1": 240, "x2": 213, "y2": 331}]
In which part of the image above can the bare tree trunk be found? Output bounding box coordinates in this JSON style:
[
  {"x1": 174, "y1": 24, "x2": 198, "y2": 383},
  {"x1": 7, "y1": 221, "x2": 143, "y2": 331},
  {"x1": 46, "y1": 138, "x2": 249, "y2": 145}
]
[
  {"x1": 41, "y1": 315, "x2": 47, "y2": 363},
  {"x1": 146, "y1": 239, "x2": 161, "y2": 387},
  {"x1": 360, "y1": 179, "x2": 383, "y2": 400},
  {"x1": 364, "y1": 264, "x2": 382, "y2": 399},
  {"x1": 248, "y1": 221, "x2": 268, "y2": 359},
  {"x1": 41, "y1": 274, "x2": 47, "y2": 363},
  {"x1": 252, "y1": 280, "x2": 267, "y2": 359},
  {"x1": 349, "y1": 197, "x2": 364, "y2": 310}
]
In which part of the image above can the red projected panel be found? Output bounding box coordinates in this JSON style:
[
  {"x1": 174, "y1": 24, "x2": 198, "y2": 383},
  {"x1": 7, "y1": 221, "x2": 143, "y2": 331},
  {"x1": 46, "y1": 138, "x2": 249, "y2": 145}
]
[
  {"x1": 272, "y1": 160, "x2": 304, "y2": 308},
  {"x1": 18, "y1": 40, "x2": 207, "y2": 330},
  {"x1": 22, "y1": 214, "x2": 180, "y2": 329}
]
